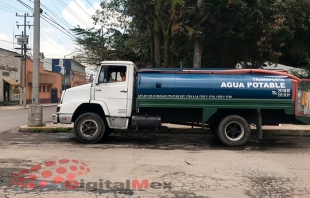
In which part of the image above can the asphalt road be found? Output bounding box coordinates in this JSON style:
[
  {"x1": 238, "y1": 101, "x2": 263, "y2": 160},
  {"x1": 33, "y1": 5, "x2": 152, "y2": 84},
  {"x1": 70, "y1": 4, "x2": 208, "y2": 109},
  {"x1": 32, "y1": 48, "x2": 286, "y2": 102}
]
[
  {"x1": 0, "y1": 106, "x2": 56, "y2": 133},
  {"x1": 0, "y1": 130, "x2": 310, "y2": 197},
  {"x1": 1, "y1": 107, "x2": 310, "y2": 197}
]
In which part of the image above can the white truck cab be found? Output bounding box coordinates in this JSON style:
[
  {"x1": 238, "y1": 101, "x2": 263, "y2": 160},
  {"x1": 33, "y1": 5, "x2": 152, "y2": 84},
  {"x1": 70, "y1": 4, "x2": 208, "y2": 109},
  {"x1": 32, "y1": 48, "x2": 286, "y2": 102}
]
[{"x1": 52, "y1": 61, "x2": 138, "y2": 143}]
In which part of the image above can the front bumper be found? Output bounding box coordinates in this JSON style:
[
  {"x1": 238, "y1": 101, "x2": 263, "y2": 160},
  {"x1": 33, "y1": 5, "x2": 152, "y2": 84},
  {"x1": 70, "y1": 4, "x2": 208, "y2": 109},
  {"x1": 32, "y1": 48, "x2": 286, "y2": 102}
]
[
  {"x1": 52, "y1": 113, "x2": 73, "y2": 124},
  {"x1": 52, "y1": 114, "x2": 59, "y2": 124}
]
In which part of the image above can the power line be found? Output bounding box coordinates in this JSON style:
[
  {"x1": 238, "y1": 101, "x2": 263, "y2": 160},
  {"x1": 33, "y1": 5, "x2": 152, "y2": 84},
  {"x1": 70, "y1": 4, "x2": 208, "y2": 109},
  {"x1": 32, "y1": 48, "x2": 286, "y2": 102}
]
[
  {"x1": 0, "y1": 43, "x2": 13, "y2": 48},
  {"x1": 40, "y1": 2, "x2": 73, "y2": 30},
  {"x1": 0, "y1": 44, "x2": 15, "y2": 52},
  {"x1": 41, "y1": 21, "x2": 74, "y2": 52},
  {"x1": 40, "y1": 34, "x2": 67, "y2": 53},
  {"x1": 56, "y1": 0, "x2": 92, "y2": 28},
  {"x1": 0, "y1": 39, "x2": 17, "y2": 44},
  {"x1": 42, "y1": 15, "x2": 76, "y2": 39},
  {"x1": 0, "y1": 5, "x2": 27, "y2": 13},
  {"x1": 73, "y1": 0, "x2": 91, "y2": 17},
  {"x1": 50, "y1": 0, "x2": 74, "y2": 29},
  {"x1": 0, "y1": 7, "x2": 21, "y2": 12},
  {"x1": 16, "y1": 0, "x2": 76, "y2": 40},
  {"x1": 86, "y1": 0, "x2": 96, "y2": 12},
  {"x1": 0, "y1": 0, "x2": 28, "y2": 12}
]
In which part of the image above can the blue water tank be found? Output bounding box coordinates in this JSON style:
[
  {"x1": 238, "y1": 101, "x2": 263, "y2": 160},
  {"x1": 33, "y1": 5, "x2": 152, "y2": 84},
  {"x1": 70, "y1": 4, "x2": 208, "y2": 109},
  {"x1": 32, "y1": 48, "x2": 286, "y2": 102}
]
[{"x1": 137, "y1": 73, "x2": 293, "y2": 99}]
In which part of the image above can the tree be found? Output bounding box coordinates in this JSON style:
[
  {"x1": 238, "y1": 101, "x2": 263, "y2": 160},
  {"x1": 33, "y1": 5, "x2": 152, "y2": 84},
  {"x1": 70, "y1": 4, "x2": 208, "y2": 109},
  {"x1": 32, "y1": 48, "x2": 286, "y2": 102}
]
[
  {"x1": 92, "y1": 0, "x2": 184, "y2": 67},
  {"x1": 71, "y1": 27, "x2": 108, "y2": 64},
  {"x1": 178, "y1": 0, "x2": 296, "y2": 68},
  {"x1": 274, "y1": 0, "x2": 310, "y2": 69},
  {"x1": 71, "y1": 0, "x2": 310, "y2": 70}
]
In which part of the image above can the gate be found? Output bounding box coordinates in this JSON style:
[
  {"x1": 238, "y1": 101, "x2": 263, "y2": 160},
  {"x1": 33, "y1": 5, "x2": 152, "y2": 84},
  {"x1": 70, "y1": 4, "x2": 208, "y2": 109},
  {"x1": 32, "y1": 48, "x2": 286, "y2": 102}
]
[{"x1": 51, "y1": 88, "x2": 58, "y2": 103}]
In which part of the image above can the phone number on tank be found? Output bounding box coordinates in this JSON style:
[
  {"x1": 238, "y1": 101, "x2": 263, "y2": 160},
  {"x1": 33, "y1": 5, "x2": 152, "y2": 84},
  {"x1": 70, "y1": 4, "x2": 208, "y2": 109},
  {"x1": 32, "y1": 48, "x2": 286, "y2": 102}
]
[{"x1": 137, "y1": 95, "x2": 233, "y2": 99}]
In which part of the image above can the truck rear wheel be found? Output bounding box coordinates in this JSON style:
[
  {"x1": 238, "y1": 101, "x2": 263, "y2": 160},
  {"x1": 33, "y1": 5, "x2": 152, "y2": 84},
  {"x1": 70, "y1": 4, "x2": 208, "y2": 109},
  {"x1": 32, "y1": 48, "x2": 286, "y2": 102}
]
[
  {"x1": 217, "y1": 115, "x2": 250, "y2": 146},
  {"x1": 74, "y1": 113, "x2": 105, "y2": 144}
]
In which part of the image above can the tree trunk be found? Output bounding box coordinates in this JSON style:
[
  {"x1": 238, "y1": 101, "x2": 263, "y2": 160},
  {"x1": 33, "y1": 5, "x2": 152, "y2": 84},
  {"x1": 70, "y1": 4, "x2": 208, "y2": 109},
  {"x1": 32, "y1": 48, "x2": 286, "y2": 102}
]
[
  {"x1": 193, "y1": 0, "x2": 203, "y2": 68},
  {"x1": 169, "y1": 52, "x2": 175, "y2": 67},
  {"x1": 154, "y1": 0, "x2": 162, "y2": 68},
  {"x1": 154, "y1": 20, "x2": 161, "y2": 68},
  {"x1": 148, "y1": 28, "x2": 155, "y2": 67},
  {"x1": 163, "y1": 34, "x2": 170, "y2": 67},
  {"x1": 193, "y1": 39, "x2": 202, "y2": 68}
]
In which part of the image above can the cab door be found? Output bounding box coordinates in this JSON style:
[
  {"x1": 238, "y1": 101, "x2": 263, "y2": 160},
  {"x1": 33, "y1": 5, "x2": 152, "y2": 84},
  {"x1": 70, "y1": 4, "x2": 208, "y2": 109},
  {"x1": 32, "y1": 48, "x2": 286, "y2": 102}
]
[{"x1": 95, "y1": 65, "x2": 128, "y2": 117}]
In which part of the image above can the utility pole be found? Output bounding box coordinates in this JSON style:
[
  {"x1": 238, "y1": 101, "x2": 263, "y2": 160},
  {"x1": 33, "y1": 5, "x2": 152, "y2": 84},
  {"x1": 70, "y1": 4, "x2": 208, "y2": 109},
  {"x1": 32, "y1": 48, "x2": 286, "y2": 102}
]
[
  {"x1": 28, "y1": 0, "x2": 42, "y2": 126},
  {"x1": 19, "y1": 32, "x2": 24, "y2": 106},
  {"x1": 14, "y1": 32, "x2": 24, "y2": 105},
  {"x1": 16, "y1": 13, "x2": 33, "y2": 107}
]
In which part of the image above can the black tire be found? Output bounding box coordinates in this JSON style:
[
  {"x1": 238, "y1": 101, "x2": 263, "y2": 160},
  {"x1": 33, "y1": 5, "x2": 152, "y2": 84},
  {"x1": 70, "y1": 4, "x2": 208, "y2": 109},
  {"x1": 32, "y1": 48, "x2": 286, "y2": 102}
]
[
  {"x1": 74, "y1": 113, "x2": 105, "y2": 144},
  {"x1": 217, "y1": 115, "x2": 251, "y2": 146}
]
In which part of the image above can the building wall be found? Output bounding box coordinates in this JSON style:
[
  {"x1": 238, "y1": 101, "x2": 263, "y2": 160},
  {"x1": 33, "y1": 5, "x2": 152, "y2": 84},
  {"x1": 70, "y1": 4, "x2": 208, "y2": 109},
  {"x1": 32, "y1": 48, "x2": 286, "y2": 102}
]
[
  {"x1": 25, "y1": 59, "x2": 62, "y2": 104},
  {"x1": 0, "y1": 48, "x2": 21, "y2": 104},
  {"x1": 42, "y1": 58, "x2": 87, "y2": 89}
]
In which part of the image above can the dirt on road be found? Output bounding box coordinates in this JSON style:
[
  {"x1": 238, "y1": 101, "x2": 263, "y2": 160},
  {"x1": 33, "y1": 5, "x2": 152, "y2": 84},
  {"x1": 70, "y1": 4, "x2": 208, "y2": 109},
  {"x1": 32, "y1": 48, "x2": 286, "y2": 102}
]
[{"x1": 0, "y1": 129, "x2": 310, "y2": 198}]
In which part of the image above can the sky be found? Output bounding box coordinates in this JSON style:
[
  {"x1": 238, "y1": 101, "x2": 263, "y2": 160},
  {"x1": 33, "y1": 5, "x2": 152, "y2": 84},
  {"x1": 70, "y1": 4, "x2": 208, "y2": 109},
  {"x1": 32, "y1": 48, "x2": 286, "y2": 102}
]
[{"x1": 0, "y1": 0, "x2": 102, "y2": 59}]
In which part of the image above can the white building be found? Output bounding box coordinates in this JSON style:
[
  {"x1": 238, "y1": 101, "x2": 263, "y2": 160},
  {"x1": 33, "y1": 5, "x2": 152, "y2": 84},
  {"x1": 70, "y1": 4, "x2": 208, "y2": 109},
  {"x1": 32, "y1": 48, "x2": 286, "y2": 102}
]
[{"x1": 0, "y1": 48, "x2": 21, "y2": 105}]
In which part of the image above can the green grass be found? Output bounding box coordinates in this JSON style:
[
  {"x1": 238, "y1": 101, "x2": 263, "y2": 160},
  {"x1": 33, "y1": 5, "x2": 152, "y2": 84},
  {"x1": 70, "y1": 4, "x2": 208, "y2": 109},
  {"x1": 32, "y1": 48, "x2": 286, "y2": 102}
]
[{"x1": 28, "y1": 127, "x2": 73, "y2": 133}]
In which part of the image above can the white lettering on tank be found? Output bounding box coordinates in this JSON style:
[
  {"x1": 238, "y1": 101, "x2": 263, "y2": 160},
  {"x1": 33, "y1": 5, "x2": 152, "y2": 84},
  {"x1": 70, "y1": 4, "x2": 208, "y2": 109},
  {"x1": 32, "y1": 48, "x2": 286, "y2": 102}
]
[
  {"x1": 222, "y1": 82, "x2": 286, "y2": 89},
  {"x1": 221, "y1": 82, "x2": 245, "y2": 88},
  {"x1": 281, "y1": 83, "x2": 285, "y2": 88}
]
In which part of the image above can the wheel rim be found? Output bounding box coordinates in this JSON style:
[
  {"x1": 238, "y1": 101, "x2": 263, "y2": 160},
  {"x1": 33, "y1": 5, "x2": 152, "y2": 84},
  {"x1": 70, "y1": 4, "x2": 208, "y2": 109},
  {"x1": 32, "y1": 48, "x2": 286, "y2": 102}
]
[
  {"x1": 224, "y1": 121, "x2": 244, "y2": 141},
  {"x1": 80, "y1": 119, "x2": 99, "y2": 138}
]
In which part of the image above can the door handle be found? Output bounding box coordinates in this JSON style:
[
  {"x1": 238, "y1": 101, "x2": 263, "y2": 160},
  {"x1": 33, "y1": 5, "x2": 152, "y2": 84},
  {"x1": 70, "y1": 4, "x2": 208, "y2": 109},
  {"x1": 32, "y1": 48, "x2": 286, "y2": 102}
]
[{"x1": 120, "y1": 90, "x2": 127, "y2": 93}]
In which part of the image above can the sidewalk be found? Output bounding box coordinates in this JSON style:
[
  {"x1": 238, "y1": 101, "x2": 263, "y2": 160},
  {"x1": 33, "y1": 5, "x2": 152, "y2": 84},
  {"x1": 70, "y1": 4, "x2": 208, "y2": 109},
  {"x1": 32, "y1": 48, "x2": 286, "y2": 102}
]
[
  {"x1": 0, "y1": 103, "x2": 58, "y2": 110},
  {"x1": 19, "y1": 122, "x2": 310, "y2": 136}
]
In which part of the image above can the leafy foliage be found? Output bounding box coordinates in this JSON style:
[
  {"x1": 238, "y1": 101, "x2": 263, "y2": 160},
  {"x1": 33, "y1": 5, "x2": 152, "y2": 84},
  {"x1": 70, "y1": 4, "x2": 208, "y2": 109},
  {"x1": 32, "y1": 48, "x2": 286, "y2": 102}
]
[{"x1": 71, "y1": 0, "x2": 310, "y2": 70}]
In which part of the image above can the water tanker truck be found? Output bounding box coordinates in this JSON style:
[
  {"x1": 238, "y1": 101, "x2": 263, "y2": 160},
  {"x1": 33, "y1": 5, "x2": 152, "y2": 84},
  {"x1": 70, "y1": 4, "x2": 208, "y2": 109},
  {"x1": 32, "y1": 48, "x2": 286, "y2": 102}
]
[{"x1": 52, "y1": 61, "x2": 310, "y2": 146}]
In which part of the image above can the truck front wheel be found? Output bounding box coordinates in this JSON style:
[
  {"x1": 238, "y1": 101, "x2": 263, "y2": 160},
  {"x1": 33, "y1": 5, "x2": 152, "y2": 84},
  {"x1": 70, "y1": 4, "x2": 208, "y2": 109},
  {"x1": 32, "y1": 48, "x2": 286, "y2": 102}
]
[
  {"x1": 217, "y1": 115, "x2": 250, "y2": 146},
  {"x1": 74, "y1": 113, "x2": 105, "y2": 144}
]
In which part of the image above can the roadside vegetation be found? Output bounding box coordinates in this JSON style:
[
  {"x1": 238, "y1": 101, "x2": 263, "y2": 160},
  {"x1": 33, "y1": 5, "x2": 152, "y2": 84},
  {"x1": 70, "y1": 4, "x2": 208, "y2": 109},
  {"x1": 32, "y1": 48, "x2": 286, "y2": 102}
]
[{"x1": 71, "y1": 0, "x2": 310, "y2": 70}]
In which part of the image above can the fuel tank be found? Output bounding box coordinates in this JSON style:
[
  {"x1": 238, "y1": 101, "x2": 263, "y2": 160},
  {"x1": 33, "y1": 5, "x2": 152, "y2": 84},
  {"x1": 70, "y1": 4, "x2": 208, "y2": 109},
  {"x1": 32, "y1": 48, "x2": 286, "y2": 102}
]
[{"x1": 136, "y1": 72, "x2": 293, "y2": 99}]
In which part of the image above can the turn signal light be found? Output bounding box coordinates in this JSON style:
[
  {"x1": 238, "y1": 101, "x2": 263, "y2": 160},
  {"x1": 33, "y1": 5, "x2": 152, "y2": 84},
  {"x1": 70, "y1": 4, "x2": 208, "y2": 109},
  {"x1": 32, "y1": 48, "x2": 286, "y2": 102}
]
[{"x1": 56, "y1": 106, "x2": 60, "y2": 112}]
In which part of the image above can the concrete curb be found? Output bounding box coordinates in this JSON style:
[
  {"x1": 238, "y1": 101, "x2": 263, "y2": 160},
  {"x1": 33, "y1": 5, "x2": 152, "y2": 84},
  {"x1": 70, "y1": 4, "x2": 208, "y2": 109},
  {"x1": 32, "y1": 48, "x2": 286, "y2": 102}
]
[
  {"x1": 18, "y1": 125, "x2": 310, "y2": 136},
  {"x1": 19, "y1": 125, "x2": 73, "y2": 133},
  {"x1": 0, "y1": 103, "x2": 58, "y2": 110}
]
